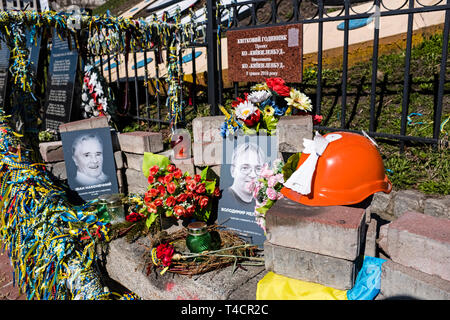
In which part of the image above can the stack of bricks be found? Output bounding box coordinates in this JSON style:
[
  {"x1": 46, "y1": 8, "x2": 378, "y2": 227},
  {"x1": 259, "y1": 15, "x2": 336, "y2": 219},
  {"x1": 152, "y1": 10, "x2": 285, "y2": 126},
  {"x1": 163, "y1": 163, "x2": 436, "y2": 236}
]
[
  {"x1": 264, "y1": 197, "x2": 368, "y2": 290},
  {"x1": 192, "y1": 116, "x2": 225, "y2": 178},
  {"x1": 116, "y1": 130, "x2": 168, "y2": 194},
  {"x1": 377, "y1": 211, "x2": 450, "y2": 299}
]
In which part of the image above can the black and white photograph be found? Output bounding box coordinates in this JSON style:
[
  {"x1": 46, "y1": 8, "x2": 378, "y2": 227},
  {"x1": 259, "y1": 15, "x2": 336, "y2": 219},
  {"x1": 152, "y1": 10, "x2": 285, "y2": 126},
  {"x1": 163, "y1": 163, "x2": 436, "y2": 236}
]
[
  {"x1": 217, "y1": 134, "x2": 278, "y2": 247},
  {"x1": 61, "y1": 127, "x2": 118, "y2": 201}
]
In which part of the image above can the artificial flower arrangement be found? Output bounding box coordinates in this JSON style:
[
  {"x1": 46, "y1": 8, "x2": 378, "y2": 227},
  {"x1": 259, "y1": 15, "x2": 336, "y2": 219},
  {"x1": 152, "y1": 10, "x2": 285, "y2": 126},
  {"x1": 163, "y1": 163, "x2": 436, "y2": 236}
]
[
  {"x1": 220, "y1": 77, "x2": 314, "y2": 137},
  {"x1": 247, "y1": 158, "x2": 285, "y2": 233},
  {"x1": 141, "y1": 153, "x2": 221, "y2": 229},
  {"x1": 81, "y1": 64, "x2": 113, "y2": 120}
]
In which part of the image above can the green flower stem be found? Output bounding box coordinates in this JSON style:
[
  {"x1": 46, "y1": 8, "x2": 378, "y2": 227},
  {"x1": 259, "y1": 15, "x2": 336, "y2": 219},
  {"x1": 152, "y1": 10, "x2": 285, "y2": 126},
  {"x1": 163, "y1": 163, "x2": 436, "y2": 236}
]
[
  {"x1": 179, "y1": 244, "x2": 257, "y2": 259},
  {"x1": 206, "y1": 254, "x2": 264, "y2": 261}
]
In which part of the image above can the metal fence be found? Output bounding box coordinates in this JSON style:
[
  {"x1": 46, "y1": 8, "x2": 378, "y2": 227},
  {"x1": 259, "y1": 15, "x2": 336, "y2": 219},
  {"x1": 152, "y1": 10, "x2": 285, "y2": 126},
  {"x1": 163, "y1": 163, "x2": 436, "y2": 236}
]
[
  {"x1": 84, "y1": 0, "x2": 449, "y2": 148},
  {"x1": 85, "y1": 11, "x2": 208, "y2": 131},
  {"x1": 205, "y1": 0, "x2": 450, "y2": 149}
]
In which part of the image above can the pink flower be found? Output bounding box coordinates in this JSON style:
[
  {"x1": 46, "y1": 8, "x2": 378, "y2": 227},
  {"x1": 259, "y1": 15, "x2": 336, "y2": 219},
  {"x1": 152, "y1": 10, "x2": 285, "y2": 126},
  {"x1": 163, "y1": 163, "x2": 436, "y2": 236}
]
[
  {"x1": 252, "y1": 184, "x2": 261, "y2": 199},
  {"x1": 275, "y1": 173, "x2": 284, "y2": 183},
  {"x1": 266, "y1": 187, "x2": 278, "y2": 201},
  {"x1": 268, "y1": 174, "x2": 284, "y2": 188},
  {"x1": 246, "y1": 181, "x2": 256, "y2": 193},
  {"x1": 260, "y1": 168, "x2": 274, "y2": 179},
  {"x1": 267, "y1": 176, "x2": 278, "y2": 188},
  {"x1": 259, "y1": 163, "x2": 274, "y2": 179}
]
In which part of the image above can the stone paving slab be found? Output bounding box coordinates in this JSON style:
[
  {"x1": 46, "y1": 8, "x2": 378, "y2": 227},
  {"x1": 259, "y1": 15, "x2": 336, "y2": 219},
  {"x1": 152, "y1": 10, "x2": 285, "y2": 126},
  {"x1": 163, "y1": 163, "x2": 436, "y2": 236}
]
[
  {"x1": 118, "y1": 131, "x2": 163, "y2": 154},
  {"x1": 0, "y1": 245, "x2": 26, "y2": 300},
  {"x1": 378, "y1": 211, "x2": 450, "y2": 281},
  {"x1": 381, "y1": 260, "x2": 450, "y2": 300},
  {"x1": 266, "y1": 197, "x2": 366, "y2": 261},
  {"x1": 59, "y1": 116, "x2": 109, "y2": 132},
  {"x1": 264, "y1": 241, "x2": 359, "y2": 290},
  {"x1": 104, "y1": 237, "x2": 266, "y2": 300}
]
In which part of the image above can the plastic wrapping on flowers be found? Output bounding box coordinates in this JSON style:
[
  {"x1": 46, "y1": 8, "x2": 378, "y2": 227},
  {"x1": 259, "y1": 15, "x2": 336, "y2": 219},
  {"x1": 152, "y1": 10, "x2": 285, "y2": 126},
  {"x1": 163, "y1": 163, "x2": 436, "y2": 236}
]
[{"x1": 141, "y1": 152, "x2": 221, "y2": 229}]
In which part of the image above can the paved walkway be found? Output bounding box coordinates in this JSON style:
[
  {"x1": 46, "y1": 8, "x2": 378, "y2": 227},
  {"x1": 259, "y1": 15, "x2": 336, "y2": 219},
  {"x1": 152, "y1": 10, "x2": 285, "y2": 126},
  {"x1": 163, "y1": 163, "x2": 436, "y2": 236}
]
[{"x1": 0, "y1": 244, "x2": 26, "y2": 300}]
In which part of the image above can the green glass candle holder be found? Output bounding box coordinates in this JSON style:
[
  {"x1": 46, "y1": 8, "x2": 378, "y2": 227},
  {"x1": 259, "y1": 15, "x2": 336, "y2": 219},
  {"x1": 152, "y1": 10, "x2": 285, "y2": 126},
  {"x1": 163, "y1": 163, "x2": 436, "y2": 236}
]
[
  {"x1": 186, "y1": 222, "x2": 211, "y2": 253},
  {"x1": 96, "y1": 194, "x2": 111, "y2": 223}
]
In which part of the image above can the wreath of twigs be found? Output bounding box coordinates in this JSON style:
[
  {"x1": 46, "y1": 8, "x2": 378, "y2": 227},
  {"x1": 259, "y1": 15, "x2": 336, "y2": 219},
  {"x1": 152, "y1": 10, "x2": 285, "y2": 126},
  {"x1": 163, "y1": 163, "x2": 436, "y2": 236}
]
[{"x1": 147, "y1": 225, "x2": 264, "y2": 277}]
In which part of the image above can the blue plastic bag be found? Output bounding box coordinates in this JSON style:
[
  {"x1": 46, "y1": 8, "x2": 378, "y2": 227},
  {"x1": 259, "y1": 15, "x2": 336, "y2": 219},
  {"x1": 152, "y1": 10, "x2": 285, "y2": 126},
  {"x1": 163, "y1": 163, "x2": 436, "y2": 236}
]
[{"x1": 347, "y1": 256, "x2": 386, "y2": 300}]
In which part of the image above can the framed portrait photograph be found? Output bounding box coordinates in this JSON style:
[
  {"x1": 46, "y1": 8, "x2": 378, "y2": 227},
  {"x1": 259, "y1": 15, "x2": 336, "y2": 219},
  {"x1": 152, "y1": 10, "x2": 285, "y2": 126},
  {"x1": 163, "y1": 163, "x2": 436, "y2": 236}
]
[
  {"x1": 61, "y1": 127, "x2": 119, "y2": 201},
  {"x1": 217, "y1": 134, "x2": 278, "y2": 247}
]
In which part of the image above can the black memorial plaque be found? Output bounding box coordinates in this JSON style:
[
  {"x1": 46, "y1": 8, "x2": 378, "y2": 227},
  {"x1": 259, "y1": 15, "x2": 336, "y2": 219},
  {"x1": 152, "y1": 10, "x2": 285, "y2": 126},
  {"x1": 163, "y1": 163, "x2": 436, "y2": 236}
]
[
  {"x1": 44, "y1": 30, "x2": 79, "y2": 132},
  {"x1": 0, "y1": 40, "x2": 10, "y2": 108}
]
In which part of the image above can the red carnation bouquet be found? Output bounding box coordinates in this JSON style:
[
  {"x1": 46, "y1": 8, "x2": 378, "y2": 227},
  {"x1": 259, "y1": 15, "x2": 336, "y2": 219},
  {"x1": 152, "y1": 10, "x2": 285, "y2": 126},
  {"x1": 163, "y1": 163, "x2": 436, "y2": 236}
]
[{"x1": 142, "y1": 153, "x2": 220, "y2": 229}]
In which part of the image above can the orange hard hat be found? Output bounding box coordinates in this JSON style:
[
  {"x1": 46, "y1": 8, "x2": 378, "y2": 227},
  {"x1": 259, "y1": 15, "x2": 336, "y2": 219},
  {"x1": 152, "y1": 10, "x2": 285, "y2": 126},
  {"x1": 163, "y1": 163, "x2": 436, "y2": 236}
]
[{"x1": 281, "y1": 131, "x2": 392, "y2": 206}]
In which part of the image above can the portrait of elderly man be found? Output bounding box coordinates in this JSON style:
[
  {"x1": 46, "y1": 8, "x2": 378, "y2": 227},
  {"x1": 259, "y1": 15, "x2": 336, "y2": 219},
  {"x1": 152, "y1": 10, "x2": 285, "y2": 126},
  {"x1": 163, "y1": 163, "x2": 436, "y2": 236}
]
[
  {"x1": 71, "y1": 133, "x2": 109, "y2": 187},
  {"x1": 220, "y1": 142, "x2": 266, "y2": 210}
]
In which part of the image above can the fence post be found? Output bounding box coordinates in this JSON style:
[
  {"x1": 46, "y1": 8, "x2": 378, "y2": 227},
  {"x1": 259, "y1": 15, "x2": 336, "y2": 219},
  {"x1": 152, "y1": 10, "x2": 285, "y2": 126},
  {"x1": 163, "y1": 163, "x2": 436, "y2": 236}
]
[
  {"x1": 206, "y1": 0, "x2": 220, "y2": 115},
  {"x1": 433, "y1": 2, "x2": 450, "y2": 148}
]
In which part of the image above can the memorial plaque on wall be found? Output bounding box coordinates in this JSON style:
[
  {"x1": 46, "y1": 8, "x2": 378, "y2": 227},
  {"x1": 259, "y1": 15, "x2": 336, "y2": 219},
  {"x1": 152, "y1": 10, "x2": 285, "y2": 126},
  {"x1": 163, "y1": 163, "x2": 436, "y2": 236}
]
[
  {"x1": 227, "y1": 24, "x2": 303, "y2": 83},
  {"x1": 0, "y1": 41, "x2": 10, "y2": 107},
  {"x1": 44, "y1": 30, "x2": 79, "y2": 132}
]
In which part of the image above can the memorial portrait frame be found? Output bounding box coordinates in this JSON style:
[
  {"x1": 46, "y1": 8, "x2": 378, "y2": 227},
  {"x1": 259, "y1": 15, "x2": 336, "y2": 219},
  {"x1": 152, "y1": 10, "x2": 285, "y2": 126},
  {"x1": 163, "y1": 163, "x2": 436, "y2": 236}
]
[
  {"x1": 217, "y1": 132, "x2": 279, "y2": 247},
  {"x1": 60, "y1": 126, "x2": 119, "y2": 201}
]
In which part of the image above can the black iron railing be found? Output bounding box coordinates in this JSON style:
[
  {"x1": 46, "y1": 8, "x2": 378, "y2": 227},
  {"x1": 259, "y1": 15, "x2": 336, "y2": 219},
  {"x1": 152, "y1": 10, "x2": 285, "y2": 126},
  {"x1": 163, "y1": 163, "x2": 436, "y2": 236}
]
[
  {"x1": 206, "y1": 0, "x2": 450, "y2": 149},
  {"x1": 84, "y1": 0, "x2": 449, "y2": 149}
]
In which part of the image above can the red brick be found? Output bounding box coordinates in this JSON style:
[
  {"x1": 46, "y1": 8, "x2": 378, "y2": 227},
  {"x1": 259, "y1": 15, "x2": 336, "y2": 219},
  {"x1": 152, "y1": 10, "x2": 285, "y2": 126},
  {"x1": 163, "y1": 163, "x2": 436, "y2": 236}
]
[{"x1": 118, "y1": 131, "x2": 163, "y2": 154}]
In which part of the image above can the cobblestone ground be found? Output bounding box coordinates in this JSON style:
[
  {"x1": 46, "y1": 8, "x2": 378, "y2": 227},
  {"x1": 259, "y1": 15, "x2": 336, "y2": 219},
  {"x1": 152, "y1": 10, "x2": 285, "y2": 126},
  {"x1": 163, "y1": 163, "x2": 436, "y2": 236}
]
[{"x1": 0, "y1": 243, "x2": 26, "y2": 300}]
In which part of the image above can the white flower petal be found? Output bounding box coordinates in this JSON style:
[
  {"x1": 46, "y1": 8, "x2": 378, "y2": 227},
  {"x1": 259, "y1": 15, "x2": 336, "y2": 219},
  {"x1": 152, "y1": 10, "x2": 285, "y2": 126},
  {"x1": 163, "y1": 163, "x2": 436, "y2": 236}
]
[
  {"x1": 235, "y1": 100, "x2": 257, "y2": 120},
  {"x1": 248, "y1": 90, "x2": 271, "y2": 103}
]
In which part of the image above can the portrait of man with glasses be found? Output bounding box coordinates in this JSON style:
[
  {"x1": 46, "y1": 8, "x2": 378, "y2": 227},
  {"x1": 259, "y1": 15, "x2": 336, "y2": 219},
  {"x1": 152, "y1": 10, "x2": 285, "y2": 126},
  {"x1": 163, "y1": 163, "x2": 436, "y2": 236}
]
[
  {"x1": 217, "y1": 135, "x2": 277, "y2": 247},
  {"x1": 223, "y1": 142, "x2": 265, "y2": 207}
]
